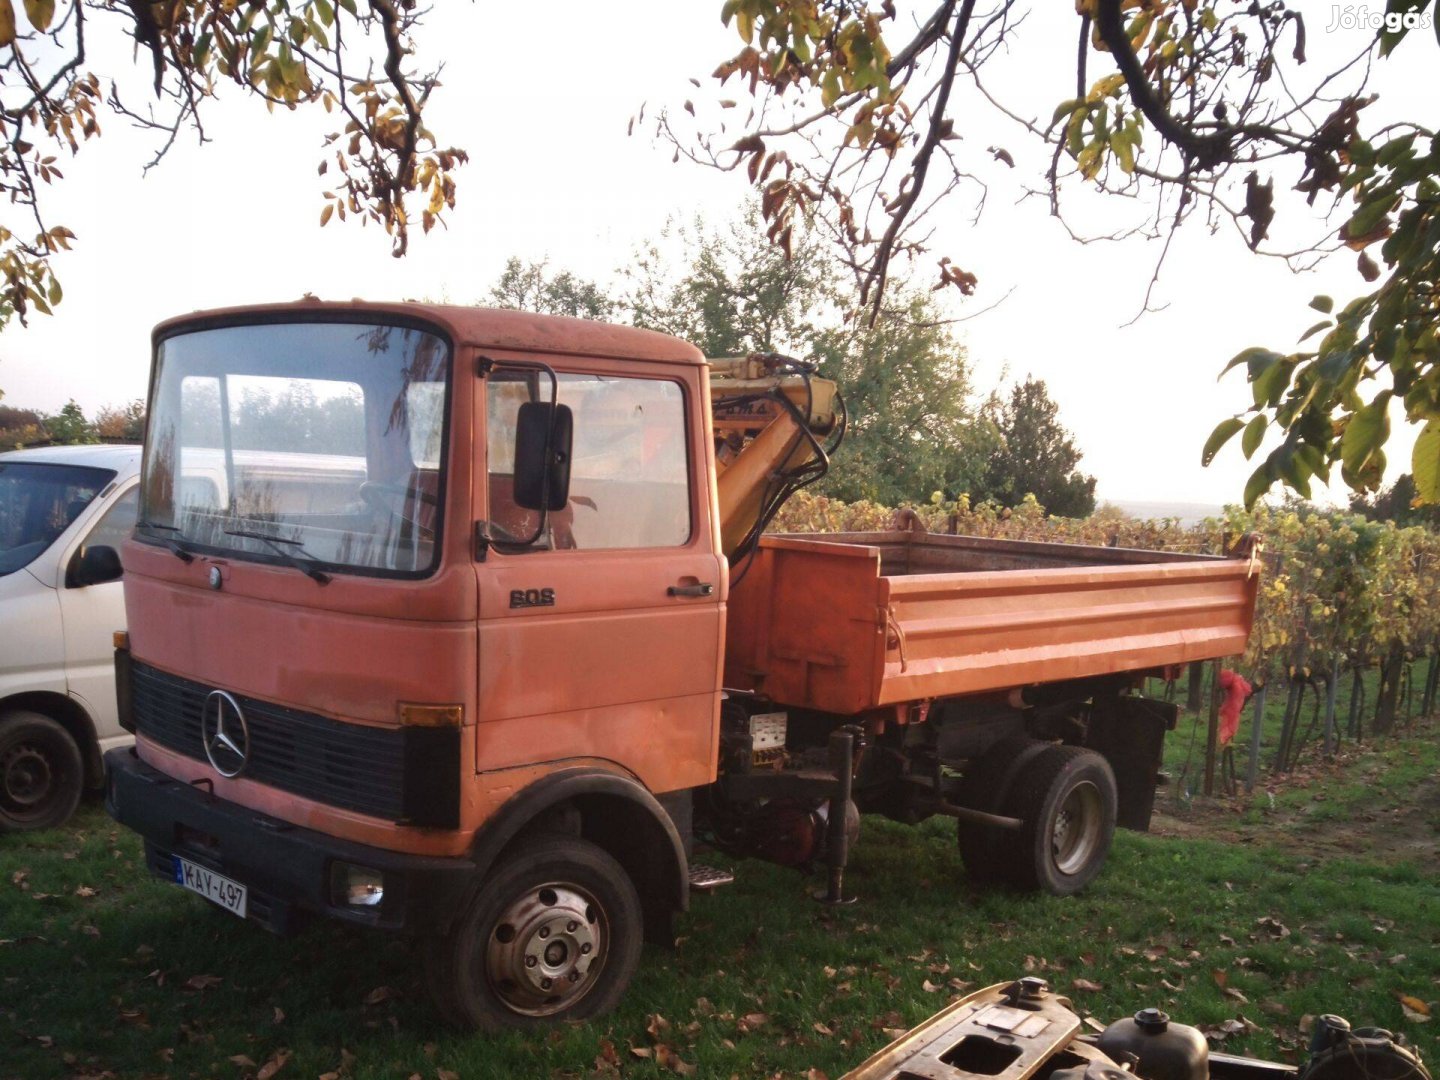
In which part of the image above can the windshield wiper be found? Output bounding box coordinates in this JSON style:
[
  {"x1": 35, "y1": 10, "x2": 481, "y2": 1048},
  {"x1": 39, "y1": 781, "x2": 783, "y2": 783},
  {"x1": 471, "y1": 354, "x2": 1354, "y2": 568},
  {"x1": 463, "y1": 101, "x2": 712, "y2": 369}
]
[
  {"x1": 223, "y1": 528, "x2": 331, "y2": 585},
  {"x1": 136, "y1": 520, "x2": 195, "y2": 563}
]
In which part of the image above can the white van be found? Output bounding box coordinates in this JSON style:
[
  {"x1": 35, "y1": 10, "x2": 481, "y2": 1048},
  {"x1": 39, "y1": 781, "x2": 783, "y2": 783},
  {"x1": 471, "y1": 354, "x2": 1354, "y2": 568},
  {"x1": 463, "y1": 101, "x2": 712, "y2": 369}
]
[{"x1": 0, "y1": 443, "x2": 140, "y2": 831}]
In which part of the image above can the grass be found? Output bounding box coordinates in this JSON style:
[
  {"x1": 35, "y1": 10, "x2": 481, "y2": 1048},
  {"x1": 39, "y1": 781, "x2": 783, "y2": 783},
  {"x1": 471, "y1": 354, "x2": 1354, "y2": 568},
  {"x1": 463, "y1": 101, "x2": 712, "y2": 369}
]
[{"x1": 3, "y1": 728, "x2": 1438, "y2": 1080}]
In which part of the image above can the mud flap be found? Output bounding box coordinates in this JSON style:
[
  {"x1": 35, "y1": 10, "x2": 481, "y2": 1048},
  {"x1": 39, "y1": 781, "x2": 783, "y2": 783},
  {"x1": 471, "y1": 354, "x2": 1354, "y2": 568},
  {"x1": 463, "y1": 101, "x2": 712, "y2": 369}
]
[{"x1": 1085, "y1": 695, "x2": 1176, "y2": 831}]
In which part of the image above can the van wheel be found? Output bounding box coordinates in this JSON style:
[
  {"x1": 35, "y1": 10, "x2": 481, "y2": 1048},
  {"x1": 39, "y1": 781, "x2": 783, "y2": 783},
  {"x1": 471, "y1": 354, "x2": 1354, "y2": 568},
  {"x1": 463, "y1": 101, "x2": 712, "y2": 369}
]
[
  {"x1": 0, "y1": 711, "x2": 84, "y2": 832},
  {"x1": 424, "y1": 836, "x2": 643, "y2": 1031},
  {"x1": 1005, "y1": 745, "x2": 1117, "y2": 896}
]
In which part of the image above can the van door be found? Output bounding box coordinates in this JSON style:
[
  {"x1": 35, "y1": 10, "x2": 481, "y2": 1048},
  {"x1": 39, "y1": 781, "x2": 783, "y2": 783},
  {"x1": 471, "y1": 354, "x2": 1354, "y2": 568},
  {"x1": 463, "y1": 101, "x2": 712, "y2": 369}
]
[
  {"x1": 475, "y1": 363, "x2": 724, "y2": 795},
  {"x1": 56, "y1": 484, "x2": 138, "y2": 745}
]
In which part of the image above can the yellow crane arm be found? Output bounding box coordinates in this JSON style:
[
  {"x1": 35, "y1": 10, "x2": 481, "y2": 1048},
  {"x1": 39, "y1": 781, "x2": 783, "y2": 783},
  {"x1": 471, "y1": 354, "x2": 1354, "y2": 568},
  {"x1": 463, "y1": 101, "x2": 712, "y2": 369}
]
[{"x1": 708, "y1": 355, "x2": 842, "y2": 562}]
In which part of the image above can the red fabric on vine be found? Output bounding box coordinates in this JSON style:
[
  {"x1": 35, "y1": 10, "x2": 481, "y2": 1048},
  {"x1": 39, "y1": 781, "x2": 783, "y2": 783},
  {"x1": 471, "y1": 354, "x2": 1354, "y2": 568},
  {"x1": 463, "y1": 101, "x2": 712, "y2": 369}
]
[{"x1": 1217, "y1": 669, "x2": 1252, "y2": 746}]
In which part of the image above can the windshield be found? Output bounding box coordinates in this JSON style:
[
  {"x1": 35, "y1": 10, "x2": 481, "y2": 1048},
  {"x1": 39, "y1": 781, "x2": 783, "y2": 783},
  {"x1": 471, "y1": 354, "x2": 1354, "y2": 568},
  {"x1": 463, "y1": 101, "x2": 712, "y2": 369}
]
[
  {"x1": 141, "y1": 321, "x2": 451, "y2": 577},
  {"x1": 0, "y1": 461, "x2": 116, "y2": 576}
]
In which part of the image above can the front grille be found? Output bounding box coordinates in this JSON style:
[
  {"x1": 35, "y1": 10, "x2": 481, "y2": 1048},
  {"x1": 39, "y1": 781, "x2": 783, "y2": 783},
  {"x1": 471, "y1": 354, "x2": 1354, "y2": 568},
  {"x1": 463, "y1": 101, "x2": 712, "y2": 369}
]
[{"x1": 132, "y1": 662, "x2": 405, "y2": 820}]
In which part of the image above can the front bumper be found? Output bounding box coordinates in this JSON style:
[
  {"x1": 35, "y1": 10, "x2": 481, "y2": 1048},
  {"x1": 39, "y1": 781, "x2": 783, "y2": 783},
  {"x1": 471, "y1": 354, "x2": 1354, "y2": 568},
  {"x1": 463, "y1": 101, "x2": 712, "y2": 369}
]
[{"x1": 104, "y1": 748, "x2": 475, "y2": 935}]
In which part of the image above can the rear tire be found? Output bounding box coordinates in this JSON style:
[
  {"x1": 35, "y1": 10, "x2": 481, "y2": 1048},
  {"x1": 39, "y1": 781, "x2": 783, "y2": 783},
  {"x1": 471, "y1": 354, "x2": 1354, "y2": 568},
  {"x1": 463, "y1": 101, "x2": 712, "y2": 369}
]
[
  {"x1": 423, "y1": 835, "x2": 643, "y2": 1031},
  {"x1": 0, "y1": 711, "x2": 84, "y2": 832},
  {"x1": 1005, "y1": 745, "x2": 1116, "y2": 896}
]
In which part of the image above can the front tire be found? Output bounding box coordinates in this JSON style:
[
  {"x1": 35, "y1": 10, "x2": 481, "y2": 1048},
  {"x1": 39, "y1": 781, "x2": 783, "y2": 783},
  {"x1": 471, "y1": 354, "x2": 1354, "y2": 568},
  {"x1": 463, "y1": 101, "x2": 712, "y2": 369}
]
[
  {"x1": 0, "y1": 711, "x2": 84, "y2": 832},
  {"x1": 423, "y1": 835, "x2": 643, "y2": 1031}
]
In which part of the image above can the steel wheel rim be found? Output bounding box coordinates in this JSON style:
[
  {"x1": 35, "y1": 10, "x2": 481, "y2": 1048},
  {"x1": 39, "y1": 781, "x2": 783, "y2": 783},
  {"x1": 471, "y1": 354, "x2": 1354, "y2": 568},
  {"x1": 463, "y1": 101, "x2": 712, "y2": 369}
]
[
  {"x1": 2, "y1": 742, "x2": 55, "y2": 815},
  {"x1": 485, "y1": 881, "x2": 608, "y2": 1017},
  {"x1": 1051, "y1": 780, "x2": 1102, "y2": 876}
]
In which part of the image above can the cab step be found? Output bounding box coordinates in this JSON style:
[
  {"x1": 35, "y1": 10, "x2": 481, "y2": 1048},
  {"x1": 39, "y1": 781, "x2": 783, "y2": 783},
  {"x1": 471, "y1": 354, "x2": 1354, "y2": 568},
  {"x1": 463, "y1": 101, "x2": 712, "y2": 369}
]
[{"x1": 688, "y1": 864, "x2": 735, "y2": 891}]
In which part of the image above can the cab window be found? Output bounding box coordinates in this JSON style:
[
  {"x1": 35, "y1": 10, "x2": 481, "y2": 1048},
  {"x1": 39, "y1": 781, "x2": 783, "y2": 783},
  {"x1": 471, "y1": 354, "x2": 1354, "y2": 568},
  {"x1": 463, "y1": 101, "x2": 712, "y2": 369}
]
[{"x1": 487, "y1": 373, "x2": 690, "y2": 550}]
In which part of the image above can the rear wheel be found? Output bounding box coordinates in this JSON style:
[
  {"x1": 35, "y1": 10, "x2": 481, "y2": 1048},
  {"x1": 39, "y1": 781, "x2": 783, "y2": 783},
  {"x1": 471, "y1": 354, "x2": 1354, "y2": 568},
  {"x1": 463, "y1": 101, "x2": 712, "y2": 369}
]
[
  {"x1": 1005, "y1": 745, "x2": 1116, "y2": 896},
  {"x1": 423, "y1": 835, "x2": 643, "y2": 1031},
  {"x1": 0, "y1": 711, "x2": 84, "y2": 832}
]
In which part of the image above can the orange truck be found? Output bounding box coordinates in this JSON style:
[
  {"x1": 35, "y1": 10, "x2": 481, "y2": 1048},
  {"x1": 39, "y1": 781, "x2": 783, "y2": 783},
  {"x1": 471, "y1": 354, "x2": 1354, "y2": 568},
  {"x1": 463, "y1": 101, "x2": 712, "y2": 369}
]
[{"x1": 104, "y1": 303, "x2": 1258, "y2": 1030}]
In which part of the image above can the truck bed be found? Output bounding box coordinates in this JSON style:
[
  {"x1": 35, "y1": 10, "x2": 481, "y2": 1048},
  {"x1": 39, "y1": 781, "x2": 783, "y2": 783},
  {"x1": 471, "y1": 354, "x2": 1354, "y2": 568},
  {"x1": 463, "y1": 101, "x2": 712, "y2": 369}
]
[{"x1": 724, "y1": 531, "x2": 1258, "y2": 714}]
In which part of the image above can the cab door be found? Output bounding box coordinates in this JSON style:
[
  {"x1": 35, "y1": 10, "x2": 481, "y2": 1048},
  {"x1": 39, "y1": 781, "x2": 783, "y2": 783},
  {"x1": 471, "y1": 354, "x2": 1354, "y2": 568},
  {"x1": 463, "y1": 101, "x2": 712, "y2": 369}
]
[{"x1": 474, "y1": 359, "x2": 724, "y2": 794}]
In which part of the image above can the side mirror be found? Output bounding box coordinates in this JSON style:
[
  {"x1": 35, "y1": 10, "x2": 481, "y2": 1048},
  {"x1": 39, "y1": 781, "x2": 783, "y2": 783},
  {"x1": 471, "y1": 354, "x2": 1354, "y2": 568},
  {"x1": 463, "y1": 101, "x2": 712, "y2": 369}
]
[
  {"x1": 68, "y1": 544, "x2": 124, "y2": 588},
  {"x1": 513, "y1": 401, "x2": 573, "y2": 512}
]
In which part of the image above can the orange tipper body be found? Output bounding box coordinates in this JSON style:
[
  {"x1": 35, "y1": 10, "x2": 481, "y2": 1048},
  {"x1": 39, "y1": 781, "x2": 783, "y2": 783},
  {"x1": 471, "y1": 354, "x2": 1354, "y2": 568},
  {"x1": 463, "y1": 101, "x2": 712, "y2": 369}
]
[{"x1": 103, "y1": 302, "x2": 1260, "y2": 1031}]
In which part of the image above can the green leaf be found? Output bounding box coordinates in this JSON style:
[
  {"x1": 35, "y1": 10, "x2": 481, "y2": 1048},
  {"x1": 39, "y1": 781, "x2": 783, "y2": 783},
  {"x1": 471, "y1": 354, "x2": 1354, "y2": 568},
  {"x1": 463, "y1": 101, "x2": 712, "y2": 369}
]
[
  {"x1": 1202, "y1": 418, "x2": 1244, "y2": 467},
  {"x1": 1413, "y1": 419, "x2": 1440, "y2": 504},
  {"x1": 1252, "y1": 356, "x2": 1295, "y2": 409},
  {"x1": 1309, "y1": 295, "x2": 1333, "y2": 314},
  {"x1": 1222, "y1": 346, "x2": 1281, "y2": 378},
  {"x1": 1340, "y1": 391, "x2": 1392, "y2": 475},
  {"x1": 1244, "y1": 462, "x2": 1273, "y2": 509},
  {"x1": 1344, "y1": 193, "x2": 1397, "y2": 242},
  {"x1": 1298, "y1": 320, "x2": 1331, "y2": 343},
  {"x1": 1242, "y1": 415, "x2": 1266, "y2": 460}
]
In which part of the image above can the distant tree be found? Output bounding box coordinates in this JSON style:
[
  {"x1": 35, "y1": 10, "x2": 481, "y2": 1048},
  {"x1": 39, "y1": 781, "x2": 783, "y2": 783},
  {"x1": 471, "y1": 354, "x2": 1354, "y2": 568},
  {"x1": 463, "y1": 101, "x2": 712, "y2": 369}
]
[
  {"x1": 93, "y1": 399, "x2": 146, "y2": 442},
  {"x1": 811, "y1": 291, "x2": 996, "y2": 506},
  {"x1": 0, "y1": 403, "x2": 47, "y2": 447},
  {"x1": 1350, "y1": 474, "x2": 1440, "y2": 529},
  {"x1": 625, "y1": 210, "x2": 993, "y2": 505},
  {"x1": 489, "y1": 258, "x2": 615, "y2": 321},
  {"x1": 43, "y1": 399, "x2": 96, "y2": 445},
  {"x1": 624, "y1": 208, "x2": 829, "y2": 358},
  {"x1": 979, "y1": 377, "x2": 1096, "y2": 518}
]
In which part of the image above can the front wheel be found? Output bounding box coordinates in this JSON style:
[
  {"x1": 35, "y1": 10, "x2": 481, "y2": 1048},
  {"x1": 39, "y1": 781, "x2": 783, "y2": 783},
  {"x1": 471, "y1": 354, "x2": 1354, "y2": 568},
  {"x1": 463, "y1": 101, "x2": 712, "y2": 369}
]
[
  {"x1": 423, "y1": 836, "x2": 643, "y2": 1031},
  {"x1": 1006, "y1": 745, "x2": 1117, "y2": 896},
  {"x1": 0, "y1": 711, "x2": 84, "y2": 832}
]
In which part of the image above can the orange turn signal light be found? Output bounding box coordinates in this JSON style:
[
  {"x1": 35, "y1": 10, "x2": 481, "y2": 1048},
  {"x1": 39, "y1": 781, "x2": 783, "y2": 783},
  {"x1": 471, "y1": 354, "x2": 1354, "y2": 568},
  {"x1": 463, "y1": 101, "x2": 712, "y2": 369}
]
[
  {"x1": 113, "y1": 630, "x2": 130, "y2": 650},
  {"x1": 398, "y1": 703, "x2": 463, "y2": 728}
]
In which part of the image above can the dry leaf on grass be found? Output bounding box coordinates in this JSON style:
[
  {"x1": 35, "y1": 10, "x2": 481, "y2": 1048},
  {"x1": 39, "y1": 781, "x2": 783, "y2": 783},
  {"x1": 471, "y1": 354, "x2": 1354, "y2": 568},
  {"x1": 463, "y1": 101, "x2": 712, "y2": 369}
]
[{"x1": 1072, "y1": 979, "x2": 1103, "y2": 992}]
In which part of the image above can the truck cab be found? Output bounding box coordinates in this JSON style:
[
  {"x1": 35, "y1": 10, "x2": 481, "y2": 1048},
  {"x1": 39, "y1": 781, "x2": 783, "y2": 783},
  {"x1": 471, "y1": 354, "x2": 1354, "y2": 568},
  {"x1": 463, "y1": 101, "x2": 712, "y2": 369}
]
[{"x1": 106, "y1": 304, "x2": 724, "y2": 1028}]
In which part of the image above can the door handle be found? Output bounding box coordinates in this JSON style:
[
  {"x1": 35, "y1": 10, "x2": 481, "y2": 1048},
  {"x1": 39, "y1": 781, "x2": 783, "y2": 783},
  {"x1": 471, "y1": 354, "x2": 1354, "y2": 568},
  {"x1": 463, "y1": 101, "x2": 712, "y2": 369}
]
[{"x1": 667, "y1": 582, "x2": 715, "y2": 598}]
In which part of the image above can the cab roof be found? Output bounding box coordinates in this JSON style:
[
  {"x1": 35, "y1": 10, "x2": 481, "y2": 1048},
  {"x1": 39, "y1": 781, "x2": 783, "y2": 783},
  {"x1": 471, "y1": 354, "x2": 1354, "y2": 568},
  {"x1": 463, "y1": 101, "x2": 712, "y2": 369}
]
[{"x1": 153, "y1": 301, "x2": 707, "y2": 366}]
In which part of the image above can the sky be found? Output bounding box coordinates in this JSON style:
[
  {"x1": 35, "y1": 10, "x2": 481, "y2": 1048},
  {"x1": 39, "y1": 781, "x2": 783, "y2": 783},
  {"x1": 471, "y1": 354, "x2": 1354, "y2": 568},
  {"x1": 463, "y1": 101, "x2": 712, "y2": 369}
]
[{"x1": 0, "y1": 2, "x2": 1429, "y2": 508}]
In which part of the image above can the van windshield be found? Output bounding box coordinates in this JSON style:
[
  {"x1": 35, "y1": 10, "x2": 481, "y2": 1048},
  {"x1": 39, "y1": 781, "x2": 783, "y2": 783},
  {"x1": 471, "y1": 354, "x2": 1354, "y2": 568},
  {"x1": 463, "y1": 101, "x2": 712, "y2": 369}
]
[
  {"x1": 0, "y1": 461, "x2": 115, "y2": 576},
  {"x1": 141, "y1": 321, "x2": 451, "y2": 577}
]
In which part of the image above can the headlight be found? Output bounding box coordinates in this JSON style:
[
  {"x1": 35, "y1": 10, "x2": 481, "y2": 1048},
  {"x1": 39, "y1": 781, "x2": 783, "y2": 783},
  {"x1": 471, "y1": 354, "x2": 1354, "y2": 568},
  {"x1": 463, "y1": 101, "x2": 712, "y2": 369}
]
[{"x1": 331, "y1": 862, "x2": 384, "y2": 908}]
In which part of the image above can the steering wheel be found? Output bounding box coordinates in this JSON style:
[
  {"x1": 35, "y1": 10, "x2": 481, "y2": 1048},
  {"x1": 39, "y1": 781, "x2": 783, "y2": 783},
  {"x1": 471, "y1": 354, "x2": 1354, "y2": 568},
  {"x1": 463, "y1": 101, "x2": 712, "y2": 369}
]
[{"x1": 359, "y1": 481, "x2": 436, "y2": 536}]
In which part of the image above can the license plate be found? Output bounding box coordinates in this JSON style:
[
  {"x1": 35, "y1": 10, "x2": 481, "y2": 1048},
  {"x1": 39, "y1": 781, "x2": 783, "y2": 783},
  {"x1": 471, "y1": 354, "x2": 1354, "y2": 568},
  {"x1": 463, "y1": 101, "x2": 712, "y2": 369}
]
[{"x1": 173, "y1": 856, "x2": 248, "y2": 918}]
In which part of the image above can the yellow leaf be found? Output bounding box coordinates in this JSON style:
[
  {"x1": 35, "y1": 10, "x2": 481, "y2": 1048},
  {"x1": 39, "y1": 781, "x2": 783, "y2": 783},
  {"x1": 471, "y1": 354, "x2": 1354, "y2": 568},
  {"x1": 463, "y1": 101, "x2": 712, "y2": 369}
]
[
  {"x1": 319, "y1": 203, "x2": 333, "y2": 227},
  {"x1": 0, "y1": 0, "x2": 16, "y2": 46},
  {"x1": 22, "y1": 0, "x2": 52, "y2": 32}
]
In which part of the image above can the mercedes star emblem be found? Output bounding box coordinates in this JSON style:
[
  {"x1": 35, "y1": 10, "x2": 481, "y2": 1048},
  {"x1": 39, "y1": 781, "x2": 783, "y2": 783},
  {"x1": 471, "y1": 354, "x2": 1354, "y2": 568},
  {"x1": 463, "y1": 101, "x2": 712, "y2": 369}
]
[{"x1": 201, "y1": 689, "x2": 249, "y2": 778}]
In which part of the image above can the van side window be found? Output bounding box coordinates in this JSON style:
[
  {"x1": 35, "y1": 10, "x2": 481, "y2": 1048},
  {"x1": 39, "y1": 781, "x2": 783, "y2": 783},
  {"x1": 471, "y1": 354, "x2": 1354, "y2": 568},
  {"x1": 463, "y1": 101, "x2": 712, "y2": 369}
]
[
  {"x1": 82, "y1": 486, "x2": 139, "y2": 557},
  {"x1": 487, "y1": 374, "x2": 691, "y2": 550}
]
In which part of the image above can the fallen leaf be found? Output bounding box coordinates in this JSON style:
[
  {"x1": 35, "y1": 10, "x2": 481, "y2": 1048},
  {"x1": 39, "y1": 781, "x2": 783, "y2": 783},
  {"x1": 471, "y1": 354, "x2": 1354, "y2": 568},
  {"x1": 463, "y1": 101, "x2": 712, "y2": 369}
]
[
  {"x1": 229, "y1": 1056, "x2": 258, "y2": 1068},
  {"x1": 1072, "y1": 979, "x2": 1103, "y2": 992},
  {"x1": 1222, "y1": 987, "x2": 1250, "y2": 1004},
  {"x1": 813, "y1": 1021, "x2": 834, "y2": 1036},
  {"x1": 646, "y1": 1013, "x2": 671, "y2": 1040},
  {"x1": 437, "y1": 1070, "x2": 460, "y2": 1080},
  {"x1": 362, "y1": 986, "x2": 395, "y2": 1006},
  {"x1": 922, "y1": 979, "x2": 944, "y2": 993},
  {"x1": 74, "y1": 885, "x2": 97, "y2": 898},
  {"x1": 807, "y1": 1071, "x2": 830, "y2": 1080},
  {"x1": 273, "y1": 1006, "x2": 285, "y2": 1024},
  {"x1": 629, "y1": 1046, "x2": 653, "y2": 1059},
  {"x1": 257, "y1": 1049, "x2": 291, "y2": 1080},
  {"x1": 182, "y1": 974, "x2": 223, "y2": 991},
  {"x1": 1211, "y1": 970, "x2": 1229, "y2": 988}
]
